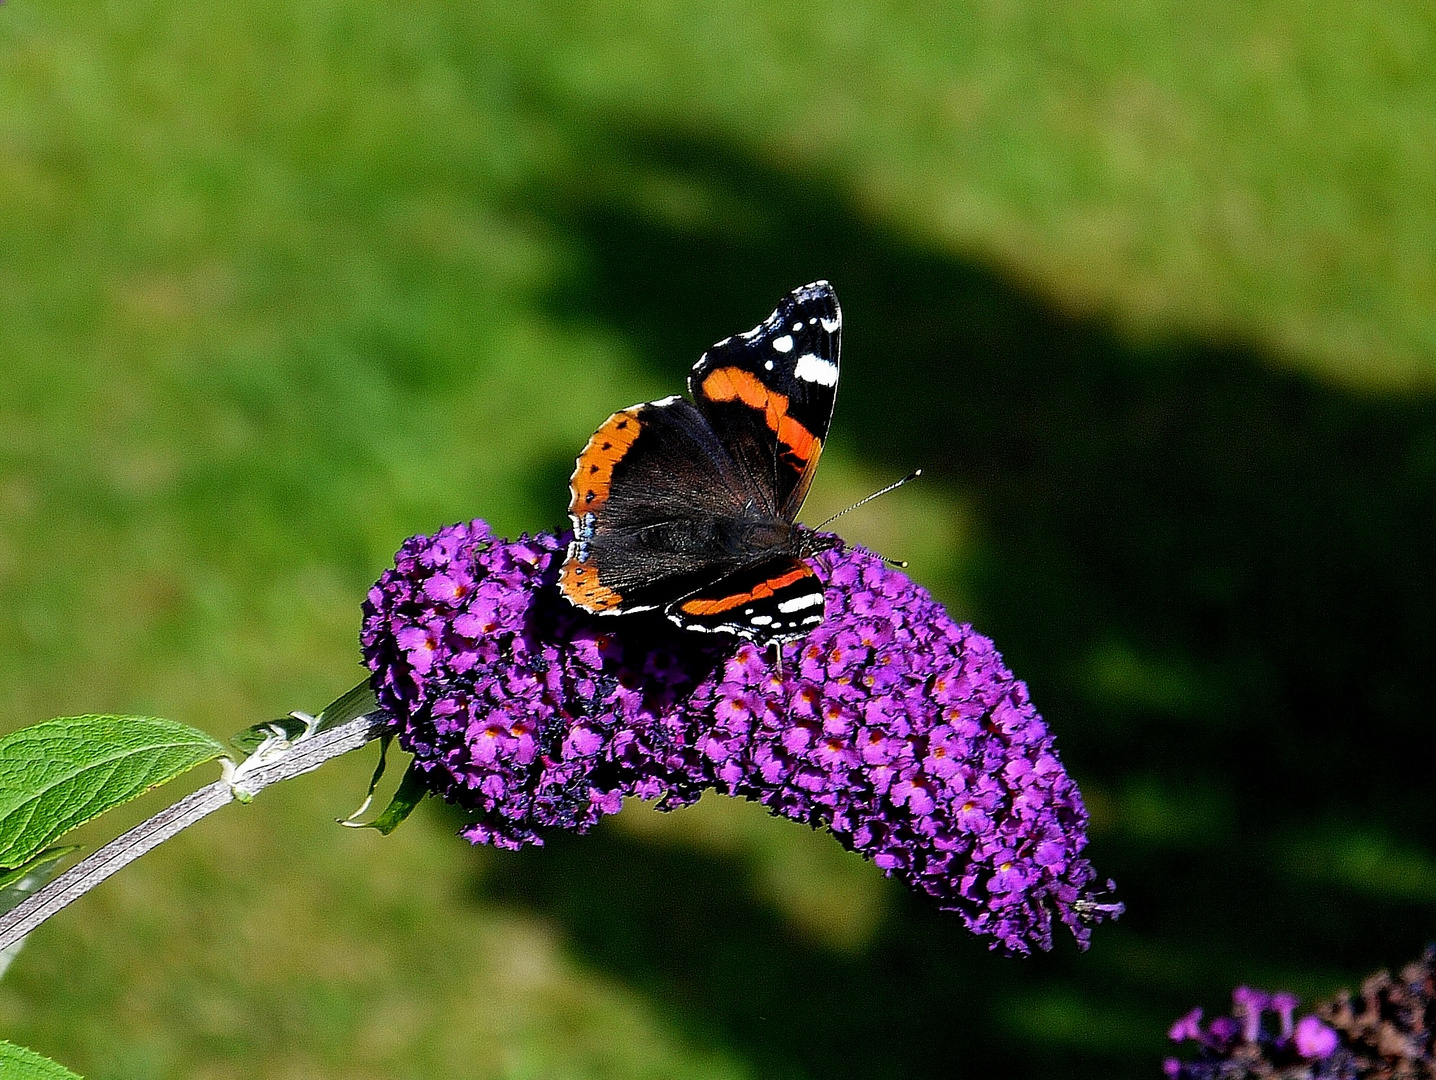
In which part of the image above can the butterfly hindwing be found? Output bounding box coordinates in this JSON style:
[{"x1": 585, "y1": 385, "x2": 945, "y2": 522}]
[
  {"x1": 689, "y1": 281, "x2": 840, "y2": 520},
  {"x1": 665, "y1": 556, "x2": 825, "y2": 641},
  {"x1": 562, "y1": 396, "x2": 759, "y2": 614}
]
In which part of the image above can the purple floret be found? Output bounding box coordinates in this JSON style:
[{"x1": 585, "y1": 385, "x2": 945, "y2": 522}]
[
  {"x1": 1293, "y1": 1017, "x2": 1340, "y2": 1061},
  {"x1": 1162, "y1": 946, "x2": 1436, "y2": 1079},
  {"x1": 361, "y1": 520, "x2": 1121, "y2": 954},
  {"x1": 1166, "y1": 989, "x2": 1349, "y2": 1080}
]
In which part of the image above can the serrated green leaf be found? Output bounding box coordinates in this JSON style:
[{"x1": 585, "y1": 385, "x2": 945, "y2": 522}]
[
  {"x1": 0, "y1": 1040, "x2": 84, "y2": 1079},
  {"x1": 0, "y1": 716, "x2": 225, "y2": 870}
]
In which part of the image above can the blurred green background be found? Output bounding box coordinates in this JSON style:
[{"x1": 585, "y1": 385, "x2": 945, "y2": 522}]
[{"x1": 2, "y1": 0, "x2": 1434, "y2": 1077}]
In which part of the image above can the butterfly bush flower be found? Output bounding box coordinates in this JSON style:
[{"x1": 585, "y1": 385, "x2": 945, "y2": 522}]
[
  {"x1": 1164, "y1": 946, "x2": 1435, "y2": 1079},
  {"x1": 361, "y1": 520, "x2": 1120, "y2": 953}
]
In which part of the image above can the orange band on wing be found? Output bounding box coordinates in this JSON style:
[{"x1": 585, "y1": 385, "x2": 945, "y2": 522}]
[
  {"x1": 569, "y1": 408, "x2": 643, "y2": 516},
  {"x1": 700, "y1": 367, "x2": 818, "y2": 467},
  {"x1": 677, "y1": 565, "x2": 813, "y2": 616},
  {"x1": 560, "y1": 556, "x2": 624, "y2": 611}
]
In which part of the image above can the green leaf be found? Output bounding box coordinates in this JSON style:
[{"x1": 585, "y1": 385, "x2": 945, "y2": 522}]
[
  {"x1": 0, "y1": 1040, "x2": 84, "y2": 1079},
  {"x1": 312, "y1": 681, "x2": 379, "y2": 735},
  {"x1": 0, "y1": 716, "x2": 225, "y2": 871},
  {"x1": 229, "y1": 715, "x2": 311, "y2": 755},
  {"x1": 230, "y1": 680, "x2": 377, "y2": 754},
  {"x1": 339, "y1": 731, "x2": 395, "y2": 827},
  {"x1": 358, "y1": 759, "x2": 428, "y2": 836},
  {"x1": 0, "y1": 846, "x2": 77, "y2": 907}
]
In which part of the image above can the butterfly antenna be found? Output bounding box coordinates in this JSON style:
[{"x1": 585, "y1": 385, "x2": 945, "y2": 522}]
[{"x1": 815, "y1": 469, "x2": 923, "y2": 530}]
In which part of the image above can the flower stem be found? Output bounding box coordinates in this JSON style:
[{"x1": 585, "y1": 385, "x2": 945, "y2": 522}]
[{"x1": 0, "y1": 711, "x2": 387, "y2": 953}]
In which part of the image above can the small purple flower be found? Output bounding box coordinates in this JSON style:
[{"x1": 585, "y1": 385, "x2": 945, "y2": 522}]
[
  {"x1": 1293, "y1": 1016, "x2": 1338, "y2": 1060},
  {"x1": 1233, "y1": 986, "x2": 1271, "y2": 1043},
  {"x1": 362, "y1": 520, "x2": 1121, "y2": 953},
  {"x1": 1207, "y1": 1017, "x2": 1240, "y2": 1049},
  {"x1": 1168, "y1": 1009, "x2": 1205, "y2": 1044},
  {"x1": 1162, "y1": 945, "x2": 1436, "y2": 1079},
  {"x1": 1271, "y1": 992, "x2": 1300, "y2": 1041}
]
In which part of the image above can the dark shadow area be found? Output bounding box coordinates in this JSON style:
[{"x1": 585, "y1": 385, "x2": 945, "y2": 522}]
[
  {"x1": 483, "y1": 823, "x2": 1114, "y2": 1080},
  {"x1": 470, "y1": 116, "x2": 1436, "y2": 1079}
]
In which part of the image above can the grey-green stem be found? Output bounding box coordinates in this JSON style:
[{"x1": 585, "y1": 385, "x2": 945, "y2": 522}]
[{"x1": 0, "y1": 712, "x2": 388, "y2": 953}]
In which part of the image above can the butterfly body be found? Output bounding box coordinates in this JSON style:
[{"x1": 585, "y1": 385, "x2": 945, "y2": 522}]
[{"x1": 560, "y1": 281, "x2": 842, "y2": 643}]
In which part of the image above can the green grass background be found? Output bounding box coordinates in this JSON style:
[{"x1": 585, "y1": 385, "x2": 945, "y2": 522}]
[{"x1": 2, "y1": 1, "x2": 1434, "y2": 1077}]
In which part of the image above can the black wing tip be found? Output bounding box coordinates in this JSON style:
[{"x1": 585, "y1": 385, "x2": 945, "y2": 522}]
[
  {"x1": 695, "y1": 281, "x2": 842, "y2": 370},
  {"x1": 790, "y1": 280, "x2": 836, "y2": 303},
  {"x1": 785, "y1": 281, "x2": 840, "y2": 327}
]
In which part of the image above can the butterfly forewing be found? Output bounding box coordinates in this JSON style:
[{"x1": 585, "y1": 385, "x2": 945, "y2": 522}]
[{"x1": 689, "y1": 281, "x2": 840, "y2": 520}]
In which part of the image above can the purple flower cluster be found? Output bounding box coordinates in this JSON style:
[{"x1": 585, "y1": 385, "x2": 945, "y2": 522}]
[
  {"x1": 1166, "y1": 988, "x2": 1346, "y2": 1080},
  {"x1": 361, "y1": 520, "x2": 1120, "y2": 953},
  {"x1": 1165, "y1": 946, "x2": 1435, "y2": 1079}
]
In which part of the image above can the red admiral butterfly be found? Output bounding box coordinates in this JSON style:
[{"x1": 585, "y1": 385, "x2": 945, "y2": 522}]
[{"x1": 560, "y1": 281, "x2": 843, "y2": 644}]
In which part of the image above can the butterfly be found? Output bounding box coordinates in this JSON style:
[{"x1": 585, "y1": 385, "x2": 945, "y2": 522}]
[{"x1": 559, "y1": 281, "x2": 843, "y2": 644}]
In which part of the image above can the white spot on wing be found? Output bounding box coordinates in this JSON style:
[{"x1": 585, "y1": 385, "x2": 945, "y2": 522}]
[
  {"x1": 772, "y1": 334, "x2": 794, "y2": 353},
  {"x1": 792, "y1": 322, "x2": 803, "y2": 332},
  {"x1": 595, "y1": 602, "x2": 657, "y2": 617},
  {"x1": 793, "y1": 353, "x2": 839, "y2": 386},
  {"x1": 764, "y1": 360, "x2": 774, "y2": 370},
  {"x1": 820, "y1": 316, "x2": 840, "y2": 333},
  {"x1": 777, "y1": 592, "x2": 824, "y2": 614},
  {"x1": 650, "y1": 395, "x2": 682, "y2": 406},
  {"x1": 749, "y1": 614, "x2": 773, "y2": 625},
  {"x1": 666, "y1": 615, "x2": 731, "y2": 634}
]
